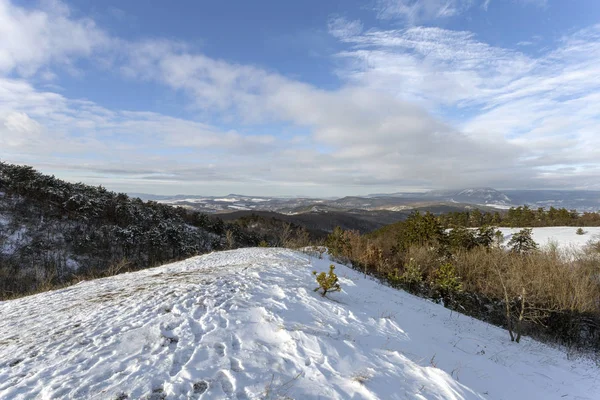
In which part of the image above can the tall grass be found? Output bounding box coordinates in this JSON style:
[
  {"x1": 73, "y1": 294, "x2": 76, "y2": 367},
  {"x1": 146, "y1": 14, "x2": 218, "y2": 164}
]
[{"x1": 451, "y1": 247, "x2": 600, "y2": 313}]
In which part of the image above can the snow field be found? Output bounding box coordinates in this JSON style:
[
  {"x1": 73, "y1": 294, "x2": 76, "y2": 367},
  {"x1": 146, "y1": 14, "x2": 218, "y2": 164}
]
[
  {"x1": 0, "y1": 248, "x2": 598, "y2": 399},
  {"x1": 497, "y1": 226, "x2": 600, "y2": 250}
]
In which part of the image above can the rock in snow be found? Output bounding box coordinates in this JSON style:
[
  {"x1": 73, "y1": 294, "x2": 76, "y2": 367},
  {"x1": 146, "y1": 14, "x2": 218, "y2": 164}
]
[{"x1": 0, "y1": 248, "x2": 598, "y2": 399}]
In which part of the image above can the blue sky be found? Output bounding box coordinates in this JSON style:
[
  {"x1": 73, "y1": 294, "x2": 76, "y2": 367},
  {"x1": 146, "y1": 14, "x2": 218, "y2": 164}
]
[{"x1": 1, "y1": 0, "x2": 600, "y2": 196}]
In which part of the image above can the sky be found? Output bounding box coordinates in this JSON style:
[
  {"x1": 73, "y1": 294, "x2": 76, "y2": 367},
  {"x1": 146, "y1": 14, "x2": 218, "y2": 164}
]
[{"x1": 1, "y1": 0, "x2": 600, "y2": 197}]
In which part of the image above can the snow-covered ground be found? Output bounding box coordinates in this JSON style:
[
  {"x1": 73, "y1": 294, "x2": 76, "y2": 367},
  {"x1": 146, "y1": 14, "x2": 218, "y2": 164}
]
[
  {"x1": 498, "y1": 226, "x2": 600, "y2": 250},
  {"x1": 476, "y1": 203, "x2": 513, "y2": 210},
  {"x1": 0, "y1": 213, "x2": 9, "y2": 226},
  {"x1": 0, "y1": 248, "x2": 598, "y2": 399}
]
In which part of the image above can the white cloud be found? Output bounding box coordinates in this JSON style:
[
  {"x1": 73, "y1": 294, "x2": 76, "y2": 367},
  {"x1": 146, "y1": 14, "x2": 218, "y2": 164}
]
[
  {"x1": 91, "y1": 38, "x2": 529, "y2": 191},
  {"x1": 1, "y1": 111, "x2": 43, "y2": 146},
  {"x1": 0, "y1": 0, "x2": 599, "y2": 195},
  {"x1": 0, "y1": 0, "x2": 109, "y2": 77},
  {"x1": 328, "y1": 22, "x2": 600, "y2": 189}
]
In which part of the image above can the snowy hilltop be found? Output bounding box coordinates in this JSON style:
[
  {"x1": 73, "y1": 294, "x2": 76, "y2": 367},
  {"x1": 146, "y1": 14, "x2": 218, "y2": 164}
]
[{"x1": 0, "y1": 248, "x2": 598, "y2": 399}]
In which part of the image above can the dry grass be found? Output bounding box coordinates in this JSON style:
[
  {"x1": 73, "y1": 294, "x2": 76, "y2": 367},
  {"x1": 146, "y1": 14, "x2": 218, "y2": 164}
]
[
  {"x1": 335, "y1": 230, "x2": 600, "y2": 317},
  {"x1": 0, "y1": 258, "x2": 135, "y2": 301},
  {"x1": 452, "y1": 246, "x2": 600, "y2": 313},
  {"x1": 330, "y1": 231, "x2": 600, "y2": 347}
]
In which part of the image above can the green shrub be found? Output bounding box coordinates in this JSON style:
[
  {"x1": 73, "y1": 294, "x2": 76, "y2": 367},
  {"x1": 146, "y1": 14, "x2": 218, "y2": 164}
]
[
  {"x1": 401, "y1": 258, "x2": 422, "y2": 286},
  {"x1": 386, "y1": 259, "x2": 423, "y2": 292},
  {"x1": 397, "y1": 211, "x2": 447, "y2": 253},
  {"x1": 387, "y1": 268, "x2": 402, "y2": 286},
  {"x1": 576, "y1": 228, "x2": 586, "y2": 235},
  {"x1": 313, "y1": 265, "x2": 341, "y2": 297},
  {"x1": 475, "y1": 225, "x2": 496, "y2": 248},
  {"x1": 448, "y1": 226, "x2": 477, "y2": 251},
  {"x1": 432, "y1": 262, "x2": 462, "y2": 297},
  {"x1": 325, "y1": 227, "x2": 351, "y2": 259},
  {"x1": 507, "y1": 228, "x2": 538, "y2": 254},
  {"x1": 258, "y1": 240, "x2": 270, "y2": 247},
  {"x1": 494, "y1": 230, "x2": 505, "y2": 247}
]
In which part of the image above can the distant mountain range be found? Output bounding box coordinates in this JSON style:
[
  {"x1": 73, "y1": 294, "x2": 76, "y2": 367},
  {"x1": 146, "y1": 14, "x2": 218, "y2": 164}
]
[{"x1": 131, "y1": 187, "x2": 600, "y2": 214}]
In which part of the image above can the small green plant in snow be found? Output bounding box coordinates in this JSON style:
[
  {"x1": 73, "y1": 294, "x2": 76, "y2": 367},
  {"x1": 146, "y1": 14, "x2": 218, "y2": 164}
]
[{"x1": 313, "y1": 265, "x2": 341, "y2": 296}]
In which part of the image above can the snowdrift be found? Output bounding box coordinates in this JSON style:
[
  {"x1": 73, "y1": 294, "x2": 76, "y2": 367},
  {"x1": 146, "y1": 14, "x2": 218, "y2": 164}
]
[{"x1": 0, "y1": 248, "x2": 598, "y2": 399}]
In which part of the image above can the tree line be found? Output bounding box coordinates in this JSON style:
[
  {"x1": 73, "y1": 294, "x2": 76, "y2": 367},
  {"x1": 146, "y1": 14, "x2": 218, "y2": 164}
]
[{"x1": 439, "y1": 206, "x2": 600, "y2": 228}]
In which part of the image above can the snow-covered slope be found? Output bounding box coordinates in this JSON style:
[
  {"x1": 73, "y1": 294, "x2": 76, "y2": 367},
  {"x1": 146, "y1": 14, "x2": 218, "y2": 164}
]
[{"x1": 0, "y1": 249, "x2": 598, "y2": 399}]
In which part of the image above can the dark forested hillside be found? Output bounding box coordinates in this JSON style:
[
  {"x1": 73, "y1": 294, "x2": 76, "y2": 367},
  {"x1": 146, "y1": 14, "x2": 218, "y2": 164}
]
[
  {"x1": 438, "y1": 206, "x2": 600, "y2": 228},
  {"x1": 0, "y1": 162, "x2": 268, "y2": 299},
  {"x1": 215, "y1": 210, "x2": 398, "y2": 236}
]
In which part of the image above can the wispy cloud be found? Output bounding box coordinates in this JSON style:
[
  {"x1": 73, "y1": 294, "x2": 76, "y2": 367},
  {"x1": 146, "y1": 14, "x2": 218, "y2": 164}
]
[
  {"x1": 517, "y1": 0, "x2": 548, "y2": 7},
  {"x1": 373, "y1": 0, "x2": 546, "y2": 23},
  {"x1": 374, "y1": 0, "x2": 476, "y2": 23},
  {"x1": 328, "y1": 16, "x2": 363, "y2": 39},
  {"x1": 329, "y1": 22, "x2": 600, "y2": 188}
]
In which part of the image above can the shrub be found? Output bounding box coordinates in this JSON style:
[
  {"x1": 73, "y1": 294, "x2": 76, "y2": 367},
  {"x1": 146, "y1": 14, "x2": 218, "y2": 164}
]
[
  {"x1": 387, "y1": 268, "x2": 402, "y2": 286},
  {"x1": 576, "y1": 228, "x2": 586, "y2": 235},
  {"x1": 448, "y1": 226, "x2": 477, "y2": 251},
  {"x1": 399, "y1": 258, "x2": 423, "y2": 289},
  {"x1": 387, "y1": 258, "x2": 423, "y2": 290},
  {"x1": 432, "y1": 262, "x2": 462, "y2": 298},
  {"x1": 507, "y1": 228, "x2": 538, "y2": 254},
  {"x1": 313, "y1": 265, "x2": 341, "y2": 297},
  {"x1": 404, "y1": 244, "x2": 443, "y2": 276},
  {"x1": 397, "y1": 211, "x2": 447, "y2": 253},
  {"x1": 325, "y1": 227, "x2": 351, "y2": 259},
  {"x1": 494, "y1": 230, "x2": 505, "y2": 247},
  {"x1": 475, "y1": 226, "x2": 496, "y2": 248},
  {"x1": 258, "y1": 240, "x2": 269, "y2": 247}
]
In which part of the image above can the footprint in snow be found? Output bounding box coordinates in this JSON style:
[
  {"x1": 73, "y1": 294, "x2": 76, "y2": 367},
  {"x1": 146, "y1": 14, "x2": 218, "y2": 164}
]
[
  {"x1": 193, "y1": 381, "x2": 208, "y2": 395},
  {"x1": 146, "y1": 387, "x2": 166, "y2": 400},
  {"x1": 217, "y1": 370, "x2": 235, "y2": 396},
  {"x1": 214, "y1": 342, "x2": 226, "y2": 357},
  {"x1": 231, "y1": 334, "x2": 242, "y2": 351},
  {"x1": 218, "y1": 313, "x2": 229, "y2": 329},
  {"x1": 230, "y1": 357, "x2": 243, "y2": 372}
]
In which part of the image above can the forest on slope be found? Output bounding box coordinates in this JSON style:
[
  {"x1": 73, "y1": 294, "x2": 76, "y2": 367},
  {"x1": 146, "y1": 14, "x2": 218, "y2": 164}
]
[{"x1": 0, "y1": 162, "x2": 308, "y2": 299}]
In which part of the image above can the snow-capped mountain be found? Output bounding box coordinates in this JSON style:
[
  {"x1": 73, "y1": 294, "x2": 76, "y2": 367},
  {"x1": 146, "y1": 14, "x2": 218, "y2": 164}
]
[
  {"x1": 134, "y1": 187, "x2": 600, "y2": 215},
  {"x1": 452, "y1": 188, "x2": 513, "y2": 207},
  {"x1": 426, "y1": 188, "x2": 513, "y2": 208},
  {"x1": 1, "y1": 248, "x2": 596, "y2": 399}
]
